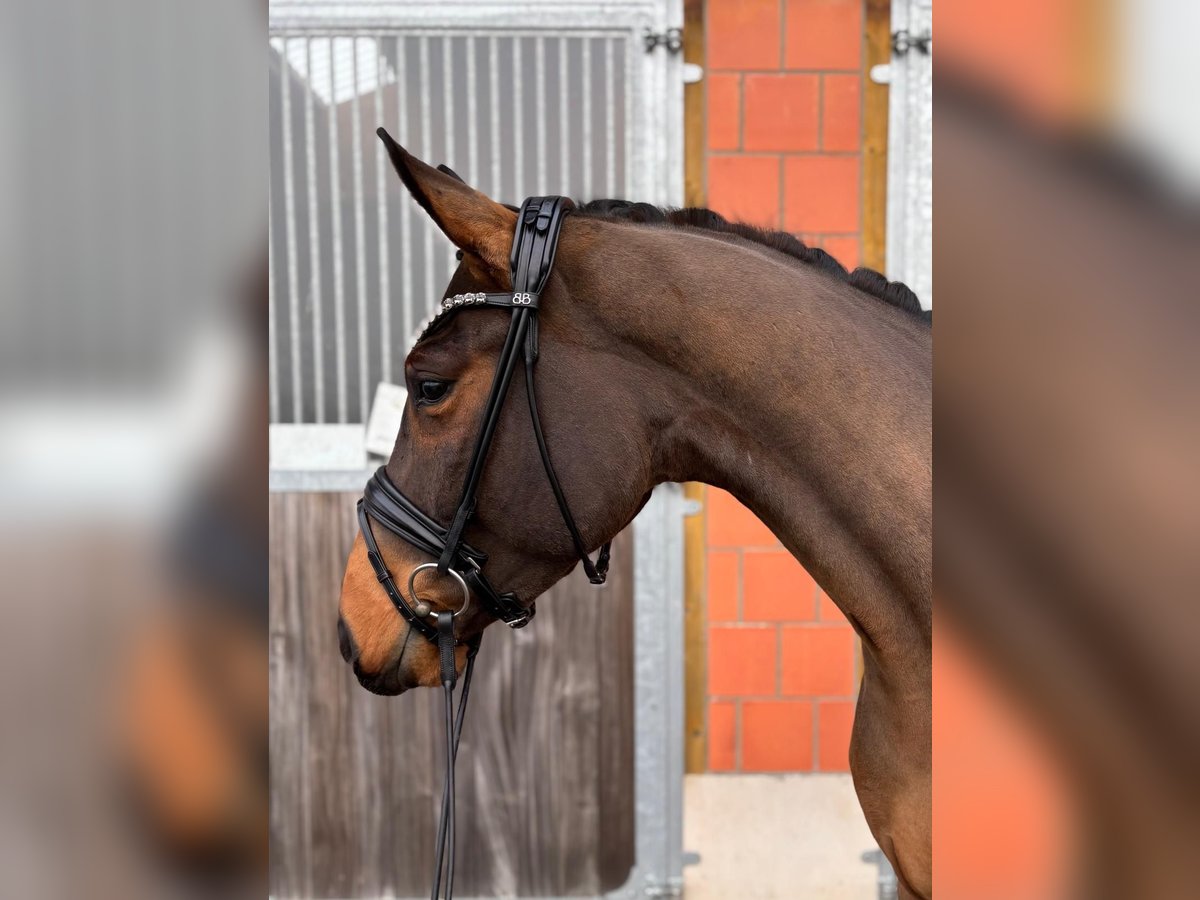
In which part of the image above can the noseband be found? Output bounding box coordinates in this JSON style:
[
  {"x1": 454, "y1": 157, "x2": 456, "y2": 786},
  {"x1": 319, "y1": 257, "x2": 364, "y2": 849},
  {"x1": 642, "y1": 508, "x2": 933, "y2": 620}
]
[{"x1": 356, "y1": 196, "x2": 613, "y2": 899}]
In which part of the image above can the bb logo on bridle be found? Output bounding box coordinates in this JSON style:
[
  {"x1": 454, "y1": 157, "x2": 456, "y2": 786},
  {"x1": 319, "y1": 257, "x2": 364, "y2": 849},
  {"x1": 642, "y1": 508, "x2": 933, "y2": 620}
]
[{"x1": 512, "y1": 292, "x2": 533, "y2": 305}]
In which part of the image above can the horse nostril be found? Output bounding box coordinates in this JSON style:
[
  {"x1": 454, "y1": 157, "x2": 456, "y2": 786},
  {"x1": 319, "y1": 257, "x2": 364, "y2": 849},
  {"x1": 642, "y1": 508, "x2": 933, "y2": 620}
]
[{"x1": 337, "y1": 615, "x2": 359, "y2": 664}]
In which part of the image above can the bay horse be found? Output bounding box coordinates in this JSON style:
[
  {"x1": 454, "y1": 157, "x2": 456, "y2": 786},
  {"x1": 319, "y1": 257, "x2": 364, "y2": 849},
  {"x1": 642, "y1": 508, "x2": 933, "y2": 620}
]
[{"x1": 338, "y1": 139, "x2": 932, "y2": 897}]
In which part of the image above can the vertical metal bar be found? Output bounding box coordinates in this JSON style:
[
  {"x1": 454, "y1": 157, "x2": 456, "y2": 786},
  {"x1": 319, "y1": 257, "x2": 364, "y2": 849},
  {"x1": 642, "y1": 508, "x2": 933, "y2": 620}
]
[
  {"x1": 488, "y1": 36, "x2": 501, "y2": 199},
  {"x1": 420, "y1": 36, "x2": 435, "y2": 316},
  {"x1": 512, "y1": 36, "x2": 524, "y2": 198},
  {"x1": 397, "y1": 36, "x2": 414, "y2": 342},
  {"x1": 605, "y1": 37, "x2": 616, "y2": 198},
  {"x1": 304, "y1": 38, "x2": 326, "y2": 423},
  {"x1": 351, "y1": 37, "x2": 370, "y2": 421},
  {"x1": 559, "y1": 37, "x2": 569, "y2": 195},
  {"x1": 442, "y1": 35, "x2": 456, "y2": 168},
  {"x1": 632, "y1": 485, "x2": 689, "y2": 897},
  {"x1": 268, "y1": 170, "x2": 279, "y2": 423},
  {"x1": 442, "y1": 36, "x2": 457, "y2": 271},
  {"x1": 329, "y1": 35, "x2": 348, "y2": 424},
  {"x1": 374, "y1": 39, "x2": 391, "y2": 384},
  {"x1": 466, "y1": 35, "x2": 479, "y2": 187},
  {"x1": 281, "y1": 37, "x2": 303, "y2": 423},
  {"x1": 535, "y1": 36, "x2": 546, "y2": 194},
  {"x1": 622, "y1": 36, "x2": 632, "y2": 201},
  {"x1": 582, "y1": 37, "x2": 592, "y2": 201}
]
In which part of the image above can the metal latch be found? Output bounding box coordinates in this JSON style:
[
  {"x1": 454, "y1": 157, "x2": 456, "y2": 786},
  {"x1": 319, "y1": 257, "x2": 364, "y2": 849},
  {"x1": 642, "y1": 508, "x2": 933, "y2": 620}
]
[
  {"x1": 891, "y1": 29, "x2": 932, "y2": 56},
  {"x1": 644, "y1": 27, "x2": 683, "y2": 54}
]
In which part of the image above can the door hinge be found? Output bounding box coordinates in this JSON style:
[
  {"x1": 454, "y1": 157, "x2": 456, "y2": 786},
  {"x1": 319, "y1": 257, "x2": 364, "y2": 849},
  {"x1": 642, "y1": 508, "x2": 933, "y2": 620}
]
[
  {"x1": 891, "y1": 28, "x2": 932, "y2": 56},
  {"x1": 644, "y1": 27, "x2": 683, "y2": 55}
]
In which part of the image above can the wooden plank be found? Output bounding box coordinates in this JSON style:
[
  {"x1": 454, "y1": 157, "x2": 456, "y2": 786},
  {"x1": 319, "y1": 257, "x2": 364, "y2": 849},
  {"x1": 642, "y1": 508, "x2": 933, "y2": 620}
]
[
  {"x1": 297, "y1": 494, "x2": 377, "y2": 898},
  {"x1": 681, "y1": 0, "x2": 709, "y2": 777},
  {"x1": 595, "y1": 532, "x2": 636, "y2": 889},
  {"x1": 269, "y1": 491, "x2": 635, "y2": 897},
  {"x1": 862, "y1": 0, "x2": 891, "y2": 274},
  {"x1": 683, "y1": 0, "x2": 706, "y2": 210},
  {"x1": 269, "y1": 493, "x2": 312, "y2": 898}
]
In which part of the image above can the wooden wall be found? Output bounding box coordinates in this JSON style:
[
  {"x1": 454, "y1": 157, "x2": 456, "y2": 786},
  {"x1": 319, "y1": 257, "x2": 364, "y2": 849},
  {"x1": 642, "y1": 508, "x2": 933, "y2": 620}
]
[{"x1": 270, "y1": 492, "x2": 635, "y2": 897}]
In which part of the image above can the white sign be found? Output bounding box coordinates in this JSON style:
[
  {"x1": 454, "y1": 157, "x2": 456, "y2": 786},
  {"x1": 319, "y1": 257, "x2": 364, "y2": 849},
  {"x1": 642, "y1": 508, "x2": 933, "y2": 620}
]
[{"x1": 364, "y1": 382, "x2": 408, "y2": 459}]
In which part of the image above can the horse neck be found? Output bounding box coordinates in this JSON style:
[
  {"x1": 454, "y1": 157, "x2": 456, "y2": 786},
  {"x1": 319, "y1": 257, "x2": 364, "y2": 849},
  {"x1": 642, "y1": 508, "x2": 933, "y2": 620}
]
[{"x1": 566, "y1": 222, "x2": 932, "y2": 673}]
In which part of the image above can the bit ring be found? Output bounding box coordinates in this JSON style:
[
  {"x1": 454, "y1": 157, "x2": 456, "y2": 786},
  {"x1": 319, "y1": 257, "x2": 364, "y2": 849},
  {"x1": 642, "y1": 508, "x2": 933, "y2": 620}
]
[{"x1": 407, "y1": 563, "x2": 470, "y2": 619}]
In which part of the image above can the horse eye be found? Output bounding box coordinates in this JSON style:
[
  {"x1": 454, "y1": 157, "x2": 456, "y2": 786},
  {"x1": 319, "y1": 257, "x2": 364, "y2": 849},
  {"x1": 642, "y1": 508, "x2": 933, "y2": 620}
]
[{"x1": 418, "y1": 380, "x2": 451, "y2": 405}]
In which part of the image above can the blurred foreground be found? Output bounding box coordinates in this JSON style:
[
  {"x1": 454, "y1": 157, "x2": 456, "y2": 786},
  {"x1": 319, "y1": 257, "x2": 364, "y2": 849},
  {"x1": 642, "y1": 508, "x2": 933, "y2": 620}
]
[
  {"x1": 936, "y1": 2, "x2": 1199, "y2": 898},
  {"x1": 0, "y1": 1, "x2": 265, "y2": 898}
]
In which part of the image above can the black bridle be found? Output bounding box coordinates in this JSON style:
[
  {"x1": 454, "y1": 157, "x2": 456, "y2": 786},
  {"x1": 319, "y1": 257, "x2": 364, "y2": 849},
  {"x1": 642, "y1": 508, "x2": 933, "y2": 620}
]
[{"x1": 356, "y1": 196, "x2": 612, "y2": 899}]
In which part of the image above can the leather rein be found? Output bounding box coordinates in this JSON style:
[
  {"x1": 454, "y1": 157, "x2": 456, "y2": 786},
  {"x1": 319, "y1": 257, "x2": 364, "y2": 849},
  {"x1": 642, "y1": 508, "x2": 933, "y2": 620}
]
[{"x1": 357, "y1": 196, "x2": 612, "y2": 899}]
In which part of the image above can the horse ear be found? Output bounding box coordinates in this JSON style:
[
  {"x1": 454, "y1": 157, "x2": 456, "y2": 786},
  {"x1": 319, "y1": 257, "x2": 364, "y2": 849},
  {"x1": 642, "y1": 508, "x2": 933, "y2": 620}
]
[{"x1": 376, "y1": 128, "x2": 516, "y2": 276}]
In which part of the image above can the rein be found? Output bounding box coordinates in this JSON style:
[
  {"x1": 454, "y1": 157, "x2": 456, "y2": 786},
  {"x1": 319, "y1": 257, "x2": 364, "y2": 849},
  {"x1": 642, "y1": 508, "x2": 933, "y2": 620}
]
[{"x1": 357, "y1": 196, "x2": 612, "y2": 899}]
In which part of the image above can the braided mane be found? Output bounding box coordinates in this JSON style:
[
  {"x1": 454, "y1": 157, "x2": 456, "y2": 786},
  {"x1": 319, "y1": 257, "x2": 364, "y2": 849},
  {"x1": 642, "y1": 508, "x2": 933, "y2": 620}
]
[{"x1": 578, "y1": 200, "x2": 931, "y2": 325}]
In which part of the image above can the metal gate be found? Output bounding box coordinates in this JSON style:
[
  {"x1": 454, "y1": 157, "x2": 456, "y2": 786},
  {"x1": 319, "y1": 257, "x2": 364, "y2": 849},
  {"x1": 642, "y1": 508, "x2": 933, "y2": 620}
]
[
  {"x1": 268, "y1": 1, "x2": 686, "y2": 897},
  {"x1": 269, "y1": 0, "x2": 683, "y2": 475}
]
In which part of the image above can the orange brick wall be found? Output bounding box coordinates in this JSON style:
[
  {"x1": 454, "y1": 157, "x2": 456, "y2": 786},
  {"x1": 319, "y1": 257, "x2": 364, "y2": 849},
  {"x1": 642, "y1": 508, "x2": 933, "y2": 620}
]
[
  {"x1": 706, "y1": 0, "x2": 864, "y2": 267},
  {"x1": 701, "y1": 0, "x2": 865, "y2": 773}
]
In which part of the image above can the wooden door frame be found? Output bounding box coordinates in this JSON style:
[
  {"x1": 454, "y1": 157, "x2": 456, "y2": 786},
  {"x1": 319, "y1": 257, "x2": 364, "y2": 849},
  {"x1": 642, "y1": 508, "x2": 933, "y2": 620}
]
[
  {"x1": 863, "y1": 0, "x2": 891, "y2": 274},
  {"x1": 681, "y1": 0, "x2": 708, "y2": 777}
]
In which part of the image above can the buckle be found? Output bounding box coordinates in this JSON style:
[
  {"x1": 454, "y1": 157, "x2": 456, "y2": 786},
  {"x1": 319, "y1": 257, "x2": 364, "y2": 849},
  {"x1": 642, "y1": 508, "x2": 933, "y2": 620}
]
[{"x1": 501, "y1": 598, "x2": 535, "y2": 629}]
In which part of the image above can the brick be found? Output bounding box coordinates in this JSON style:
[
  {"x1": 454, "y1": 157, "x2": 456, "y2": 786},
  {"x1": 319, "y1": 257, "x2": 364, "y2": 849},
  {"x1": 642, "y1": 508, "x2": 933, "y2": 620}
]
[
  {"x1": 706, "y1": 487, "x2": 778, "y2": 548},
  {"x1": 785, "y1": 0, "x2": 863, "y2": 70},
  {"x1": 709, "y1": 626, "x2": 778, "y2": 695},
  {"x1": 709, "y1": 0, "x2": 782, "y2": 70},
  {"x1": 821, "y1": 73, "x2": 861, "y2": 151},
  {"x1": 818, "y1": 589, "x2": 848, "y2": 623},
  {"x1": 709, "y1": 701, "x2": 738, "y2": 770},
  {"x1": 784, "y1": 155, "x2": 859, "y2": 233},
  {"x1": 822, "y1": 235, "x2": 861, "y2": 271},
  {"x1": 707, "y1": 550, "x2": 740, "y2": 622},
  {"x1": 744, "y1": 74, "x2": 819, "y2": 151},
  {"x1": 743, "y1": 550, "x2": 818, "y2": 622},
  {"x1": 781, "y1": 625, "x2": 856, "y2": 695},
  {"x1": 742, "y1": 700, "x2": 813, "y2": 771},
  {"x1": 707, "y1": 74, "x2": 742, "y2": 151},
  {"x1": 708, "y1": 156, "x2": 781, "y2": 229},
  {"x1": 818, "y1": 700, "x2": 855, "y2": 771}
]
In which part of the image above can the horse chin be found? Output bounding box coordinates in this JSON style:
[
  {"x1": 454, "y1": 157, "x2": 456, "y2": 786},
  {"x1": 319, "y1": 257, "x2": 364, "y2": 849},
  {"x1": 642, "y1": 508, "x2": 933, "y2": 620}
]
[
  {"x1": 352, "y1": 660, "x2": 413, "y2": 696},
  {"x1": 356, "y1": 649, "x2": 452, "y2": 695}
]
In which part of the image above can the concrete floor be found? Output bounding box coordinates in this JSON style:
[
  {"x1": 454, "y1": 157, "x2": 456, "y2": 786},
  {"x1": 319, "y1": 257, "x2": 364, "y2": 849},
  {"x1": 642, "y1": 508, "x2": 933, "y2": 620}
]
[{"x1": 683, "y1": 774, "x2": 880, "y2": 899}]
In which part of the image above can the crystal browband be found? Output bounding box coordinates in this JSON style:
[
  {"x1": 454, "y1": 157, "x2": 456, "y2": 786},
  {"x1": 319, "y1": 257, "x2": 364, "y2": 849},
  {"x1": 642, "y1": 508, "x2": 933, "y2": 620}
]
[
  {"x1": 442, "y1": 291, "x2": 539, "y2": 311},
  {"x1": 415, "y1": 291, "x2": 541, "y2": 343}
]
